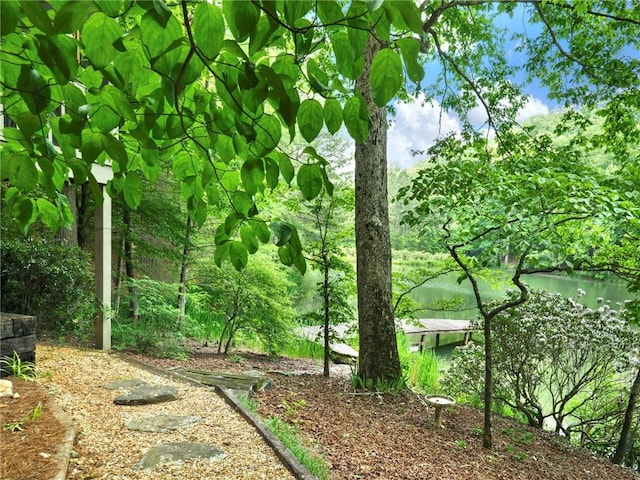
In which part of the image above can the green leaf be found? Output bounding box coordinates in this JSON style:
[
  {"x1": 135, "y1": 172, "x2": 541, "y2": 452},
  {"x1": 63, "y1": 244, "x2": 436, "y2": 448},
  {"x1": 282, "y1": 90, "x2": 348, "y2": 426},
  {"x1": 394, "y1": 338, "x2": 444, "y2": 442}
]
[
  {"x1": 269, "y1": 152, "x2": 294, "y2": 185},
  {"x1": 11, "y1": 158, "x2": 38, "y2": 192},
  {"x1": 218, "y1": 164, "x2": 240, "y2": 192},
  {"x1": 82, "y1": 12, "x2": 123, "y2": 68},
  {"x1": 124, "y1": 171, "x2": 143, "y2": 209},
  {"x1": 14, "y1": 197, "x2": 36, "y2": 234},
  {"x1": 297, "y1": 164, "x2": 323, "y2": 200},
  {"x1": 385, "y1": 1, "x2": 423, "y2": 34},
  {"x1": 103, "y1": 134, "x2": 128, "y2": 169},
  {"x1": 36, "y1": 198, "x2": 60, "y2": 232},
  {"x1": 293, "y1": 250, "x2": 306, "y2": 275},
  {"x1": 284, "y1": 0, "x2": 312, "y2": 24},
  {"x1": 363, "y1": 0, "x2": 384, "y2": 12},
  {"x1": 252, "y1": 114, "x2": 281, "y2": 156},
  {"x1": 95, "y1": 0, "x2": 125, "y2": 16},
  {"x1": 17, "y1": 66, "x2": 50, "y2": 115},
  {"x1": 80, "y1": 130, "x2": 105, "y2": 163},
  {"x1": 249, "y1": 219, "x2": 271, "y2": 243},
  {"x1": 103, "y1": 85, "x2": 136, "y2": 122},
  {"x1": 214, "y1": 241, "x2": 230, "y2": 267},
  {"x1": 223, "y1": 0, "x2": 258, "y2": 42},
  {"x1": 15, "y1": 112, "x2": 43, "y2": 140},
  {"x1": 278, "y1": 244, "x2": 293, "y2": 266},
  {"x1": 323, "y1": 98, "x2": 343, "y2": 134},
  {"x1": 172, "y1": 152, "x2": 197, "y2": 180},
  {"x1": 240, "y1": 224, "x2": 259, "y2": 254},
  {"x1": 232, "y1": 191, "x2": 254, "y2": 217},
  {"x1": 229, "y1": 241, "x2": 248, "y2": 271},
  {"x1": 249, "y1": 15, "x2": 276, "y2": 57},
  {"x1": 37, "y1": 34, "x2": 78, "y2": 85},
  {"x1": 216, "y1": 135, "x2": 236, "y2": 163},
  {"x1": 307, "y1": 58, "x2": 330, "y2": 94},
  {"x1": 317, "y1": 1, "x2": 343, "y2": 24},
  {"x1": 397, "y1": 38, "x2": 424, "y2": 84},
  {"x1": 264, "y1": 156, "x2": 279, "y2": 189},
  {"x1": 370, "y1": 48, "x2": 403, "y2": 107},
  {"x1": 194, "y1": 3, "x2": 224, "y2": 60},
  {"x1": 343, "y1": 95, "x2": 370, "y2": 143},
  {"x1": 1, "y1": 1, "x2": 20, "y2": 36},
  {"x1": 54, "y1": 1, "x2": 93, "y2": 34},
  {"x1": 241, "y1": 158, "x2": 264, "y2": 196},
  {"x1": 140, "y1": 9, "x2": 182, "y2": 59},
  {"x1": 20, "y1": 1, "x2": 53, "y2": 34},
  {"x1": 270, "y1": 221, "x2": 292, "y2": 246},
  {"x1": 331, "y1": 31, "x2": 362, "y2": 80},
  {"x1": 297, "y1": 99, "x2": 323, "y2": 143}
]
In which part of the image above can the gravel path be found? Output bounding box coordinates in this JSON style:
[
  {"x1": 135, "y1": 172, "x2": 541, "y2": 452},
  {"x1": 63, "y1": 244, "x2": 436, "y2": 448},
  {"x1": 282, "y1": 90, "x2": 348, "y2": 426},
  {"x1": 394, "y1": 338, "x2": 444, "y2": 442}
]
[{"x1": 36, "y1": 344, "x2": 295, "y2": 480}]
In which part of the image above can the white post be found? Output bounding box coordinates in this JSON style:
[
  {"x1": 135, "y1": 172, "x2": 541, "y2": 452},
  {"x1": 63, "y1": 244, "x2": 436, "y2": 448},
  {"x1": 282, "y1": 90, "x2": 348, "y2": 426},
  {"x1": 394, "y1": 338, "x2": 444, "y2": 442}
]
[{"x1": 95, "y1": 185, "x2": 112, "y2": 350}]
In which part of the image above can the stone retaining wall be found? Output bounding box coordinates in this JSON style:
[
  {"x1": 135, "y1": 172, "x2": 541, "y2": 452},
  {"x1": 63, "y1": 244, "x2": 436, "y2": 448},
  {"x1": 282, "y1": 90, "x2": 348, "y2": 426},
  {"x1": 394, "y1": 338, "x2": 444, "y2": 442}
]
[{"x1": 0, "y1": 312, "x2": 36, "y2": 377}]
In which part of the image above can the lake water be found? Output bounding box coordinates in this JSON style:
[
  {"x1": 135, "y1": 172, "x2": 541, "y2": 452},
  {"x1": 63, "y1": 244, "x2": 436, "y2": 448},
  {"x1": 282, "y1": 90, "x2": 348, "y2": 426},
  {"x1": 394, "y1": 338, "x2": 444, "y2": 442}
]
[{"x1": 409, "y1": 271, "x2": 637, "y2": 321}]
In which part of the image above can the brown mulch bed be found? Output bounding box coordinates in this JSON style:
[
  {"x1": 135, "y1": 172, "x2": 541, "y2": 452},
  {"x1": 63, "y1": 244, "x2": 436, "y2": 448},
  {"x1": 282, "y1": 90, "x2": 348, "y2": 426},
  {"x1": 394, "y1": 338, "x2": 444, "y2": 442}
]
[
  {"x1": 136, "y1": 345, "x2": 639, "y2": 480},
  {"x1": 0, "y1": 379, "x2": 67, "y2": 480},
  {"x1": 4, "y1": 343, "x2": 638, "y2": 480}
]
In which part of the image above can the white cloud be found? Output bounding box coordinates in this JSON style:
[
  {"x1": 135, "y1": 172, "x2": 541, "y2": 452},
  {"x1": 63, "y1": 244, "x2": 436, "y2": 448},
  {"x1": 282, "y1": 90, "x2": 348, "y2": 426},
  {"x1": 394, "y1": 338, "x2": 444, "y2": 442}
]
[
  {"x1": 516, "y1": 96, "x2": 550, "y2": 123},
  {"x1": 387, "y1": 95, "x2": 460, "y2": 168},
  {"x1": 468, "y1": 95, "x2": 551, "y2": 127}
]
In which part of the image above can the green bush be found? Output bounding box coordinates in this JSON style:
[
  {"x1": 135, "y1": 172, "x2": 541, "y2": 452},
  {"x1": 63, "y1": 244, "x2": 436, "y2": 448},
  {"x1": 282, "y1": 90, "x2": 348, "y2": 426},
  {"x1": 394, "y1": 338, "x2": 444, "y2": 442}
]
[
  {"x1": 0, "y1": 237, "x2": 97, "y2": 340},
  {"x1": 112, "y1": 278, "x2": 197, "y2": 359}
]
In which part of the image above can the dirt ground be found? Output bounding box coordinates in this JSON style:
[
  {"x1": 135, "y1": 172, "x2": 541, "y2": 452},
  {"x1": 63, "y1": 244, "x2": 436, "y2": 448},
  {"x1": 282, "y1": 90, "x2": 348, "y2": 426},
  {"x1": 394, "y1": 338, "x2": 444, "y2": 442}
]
[
  {"x1": 2, "y1": 343, "x2": 638, "y2": 480},
  {"x1": 137, "y1": 345, "x2": 639, "y2": 480}
]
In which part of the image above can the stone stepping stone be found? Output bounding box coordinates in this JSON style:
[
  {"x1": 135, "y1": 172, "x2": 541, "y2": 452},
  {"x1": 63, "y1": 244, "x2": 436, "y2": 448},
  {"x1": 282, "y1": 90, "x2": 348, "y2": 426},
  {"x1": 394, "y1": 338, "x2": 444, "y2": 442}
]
[
  {"x1": 125, "y1": 415, "x2": 205, "y2": 433},
  {"x1": 104, "y1": 379, "x2": 151, "y2": 391},
  {"x1": 136, "y1": 442, "x2": 226, "y2": 469},
  {"x1": 114, "y1": 385, "x2": 178, "y2": 406},
  {"x1": 172, "y1": 367, "x2": 271, "y2": 392}
]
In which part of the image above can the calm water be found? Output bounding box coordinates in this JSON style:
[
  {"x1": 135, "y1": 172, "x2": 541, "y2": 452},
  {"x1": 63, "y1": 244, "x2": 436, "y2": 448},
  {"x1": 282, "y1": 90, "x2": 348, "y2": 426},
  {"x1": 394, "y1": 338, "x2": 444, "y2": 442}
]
[{"x1": 409, "y1": 272, "x2": 637, "y2": 321}]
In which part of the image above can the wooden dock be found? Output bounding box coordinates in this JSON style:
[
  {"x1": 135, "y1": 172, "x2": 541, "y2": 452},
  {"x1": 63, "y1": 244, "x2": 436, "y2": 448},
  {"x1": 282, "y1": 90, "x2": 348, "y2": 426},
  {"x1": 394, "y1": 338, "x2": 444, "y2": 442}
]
[
  {"x1": 398, "y1": 318, "x2": 477, "y2": 351},
  {"x1": 296, "y1": 319, "x2": 478, "y2": 359}
]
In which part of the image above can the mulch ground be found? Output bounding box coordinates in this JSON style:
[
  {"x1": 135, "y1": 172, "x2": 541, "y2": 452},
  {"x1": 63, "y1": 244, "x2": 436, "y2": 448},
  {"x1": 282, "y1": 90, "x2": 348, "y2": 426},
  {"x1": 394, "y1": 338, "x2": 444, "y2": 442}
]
[
  {"x1": 2, "y1": 343, "x2": 638, "y2": 480},
  {"x1": 136, "y1": 346, "x2": 639, "y2": 480},
  {"x1": 0, "y1": 379, "x2": 66, "y2": 480}
]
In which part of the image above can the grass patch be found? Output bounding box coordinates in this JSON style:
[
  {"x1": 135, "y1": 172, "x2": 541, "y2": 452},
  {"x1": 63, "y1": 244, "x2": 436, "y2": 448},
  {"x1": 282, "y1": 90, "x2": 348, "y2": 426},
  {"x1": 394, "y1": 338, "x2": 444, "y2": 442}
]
[
  {"x1": 266, "y1": 416, "x2": 330, "y2": 480},
  {"x1": 241, "y1": 396, "x2": 330, "y2": 479}
]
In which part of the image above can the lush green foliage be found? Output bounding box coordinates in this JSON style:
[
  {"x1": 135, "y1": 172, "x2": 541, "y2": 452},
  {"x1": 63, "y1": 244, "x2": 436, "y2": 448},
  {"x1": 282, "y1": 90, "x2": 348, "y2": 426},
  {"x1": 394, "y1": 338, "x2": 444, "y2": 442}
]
[
  {"x1": 444, "y1": 289, "x2": 639, "y2": 459},
  {"x1": 397, "y1": 334, "x2": 441, "y2": 394},
  {"x1": 0, "y1": 236, "x2": 97, "y2": 338},
  {"x1": 0, "y1": 351, "x2": 37, "y2": 381},
  {"x1": 112, "y1": 278, "x2": 197, "y2": 359},
  {"x1": 192, "y1": 250, "x2": 296, "y2": 356},
  {"x1": 0, "y1": 0, "x2": 434, "y2": 273}
]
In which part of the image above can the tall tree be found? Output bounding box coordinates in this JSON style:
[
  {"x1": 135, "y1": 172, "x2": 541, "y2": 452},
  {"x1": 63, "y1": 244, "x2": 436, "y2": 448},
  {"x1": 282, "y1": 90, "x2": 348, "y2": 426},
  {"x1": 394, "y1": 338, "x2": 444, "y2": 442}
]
[
  {"x1": 1, "y1": 0, "x2": 638, "y2": 390},
  {"x1": 399, "y1": 124, "x2": 639, "y2": 448},
  {"x1": 355, "y1": 35, "x2": 401, "y2": 383},
  {"x1": 299, "y1": 177, "x2": 355, "y2": 377}
]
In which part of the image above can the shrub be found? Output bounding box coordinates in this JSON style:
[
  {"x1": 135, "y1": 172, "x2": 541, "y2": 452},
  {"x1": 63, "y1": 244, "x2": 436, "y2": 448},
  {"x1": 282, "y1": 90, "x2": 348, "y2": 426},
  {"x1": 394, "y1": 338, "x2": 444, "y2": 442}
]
[
  {"x1": 443, "y1": 289, "x2": 639, "y2": 449},
  {"x1": 0, "y1": 237, "x2": 97, "y2": 340},
  {"x1": 112, "y1": 278, "x2": 197, "y2": 359}
]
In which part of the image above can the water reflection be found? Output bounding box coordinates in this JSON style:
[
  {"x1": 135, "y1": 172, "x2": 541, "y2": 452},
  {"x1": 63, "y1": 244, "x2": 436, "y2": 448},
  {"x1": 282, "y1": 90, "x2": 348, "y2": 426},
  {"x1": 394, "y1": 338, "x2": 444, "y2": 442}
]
[{"x1": 410, "y1": 272, "x2": 637, "y2": 321}]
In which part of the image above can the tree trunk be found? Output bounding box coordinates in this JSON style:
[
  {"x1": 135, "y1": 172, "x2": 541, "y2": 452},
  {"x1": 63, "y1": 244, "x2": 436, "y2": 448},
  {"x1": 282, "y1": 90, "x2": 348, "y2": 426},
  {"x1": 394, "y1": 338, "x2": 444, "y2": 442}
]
[
  {"x1": 612, "y1": 365, "x2": 640, "y2": 464},
  {"x1": 123, "y1": 207, "x2": 139, "y2": 321},
  {"x1": 323, "y1": 252, "x2": 330, "y2": 377},
  {"x1": 483, "y1": 315, "x2": 494, "y2": 449},
  {"x1": 55, "y1": 182, "x2": 78, "y2": 247},
  {"x1": 177, "y1": 216, "x2": 194, "y2": 316},
  {"x1": 355, "y1": 35, "x2": 401, "y2": 385},
  {"x1": 76, "y1": 183, "x2": 91, "y2": 249},
  {"x1": 113, "y1": 234, "x2": 124, "y2": 319}
]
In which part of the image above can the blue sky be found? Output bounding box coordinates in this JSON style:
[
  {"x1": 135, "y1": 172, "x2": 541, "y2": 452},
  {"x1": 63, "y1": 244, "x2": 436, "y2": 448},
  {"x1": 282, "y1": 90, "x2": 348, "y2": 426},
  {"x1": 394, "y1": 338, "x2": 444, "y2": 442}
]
[{"x1": 388, "y1": 6, "x2": 555, "y2": 169}]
